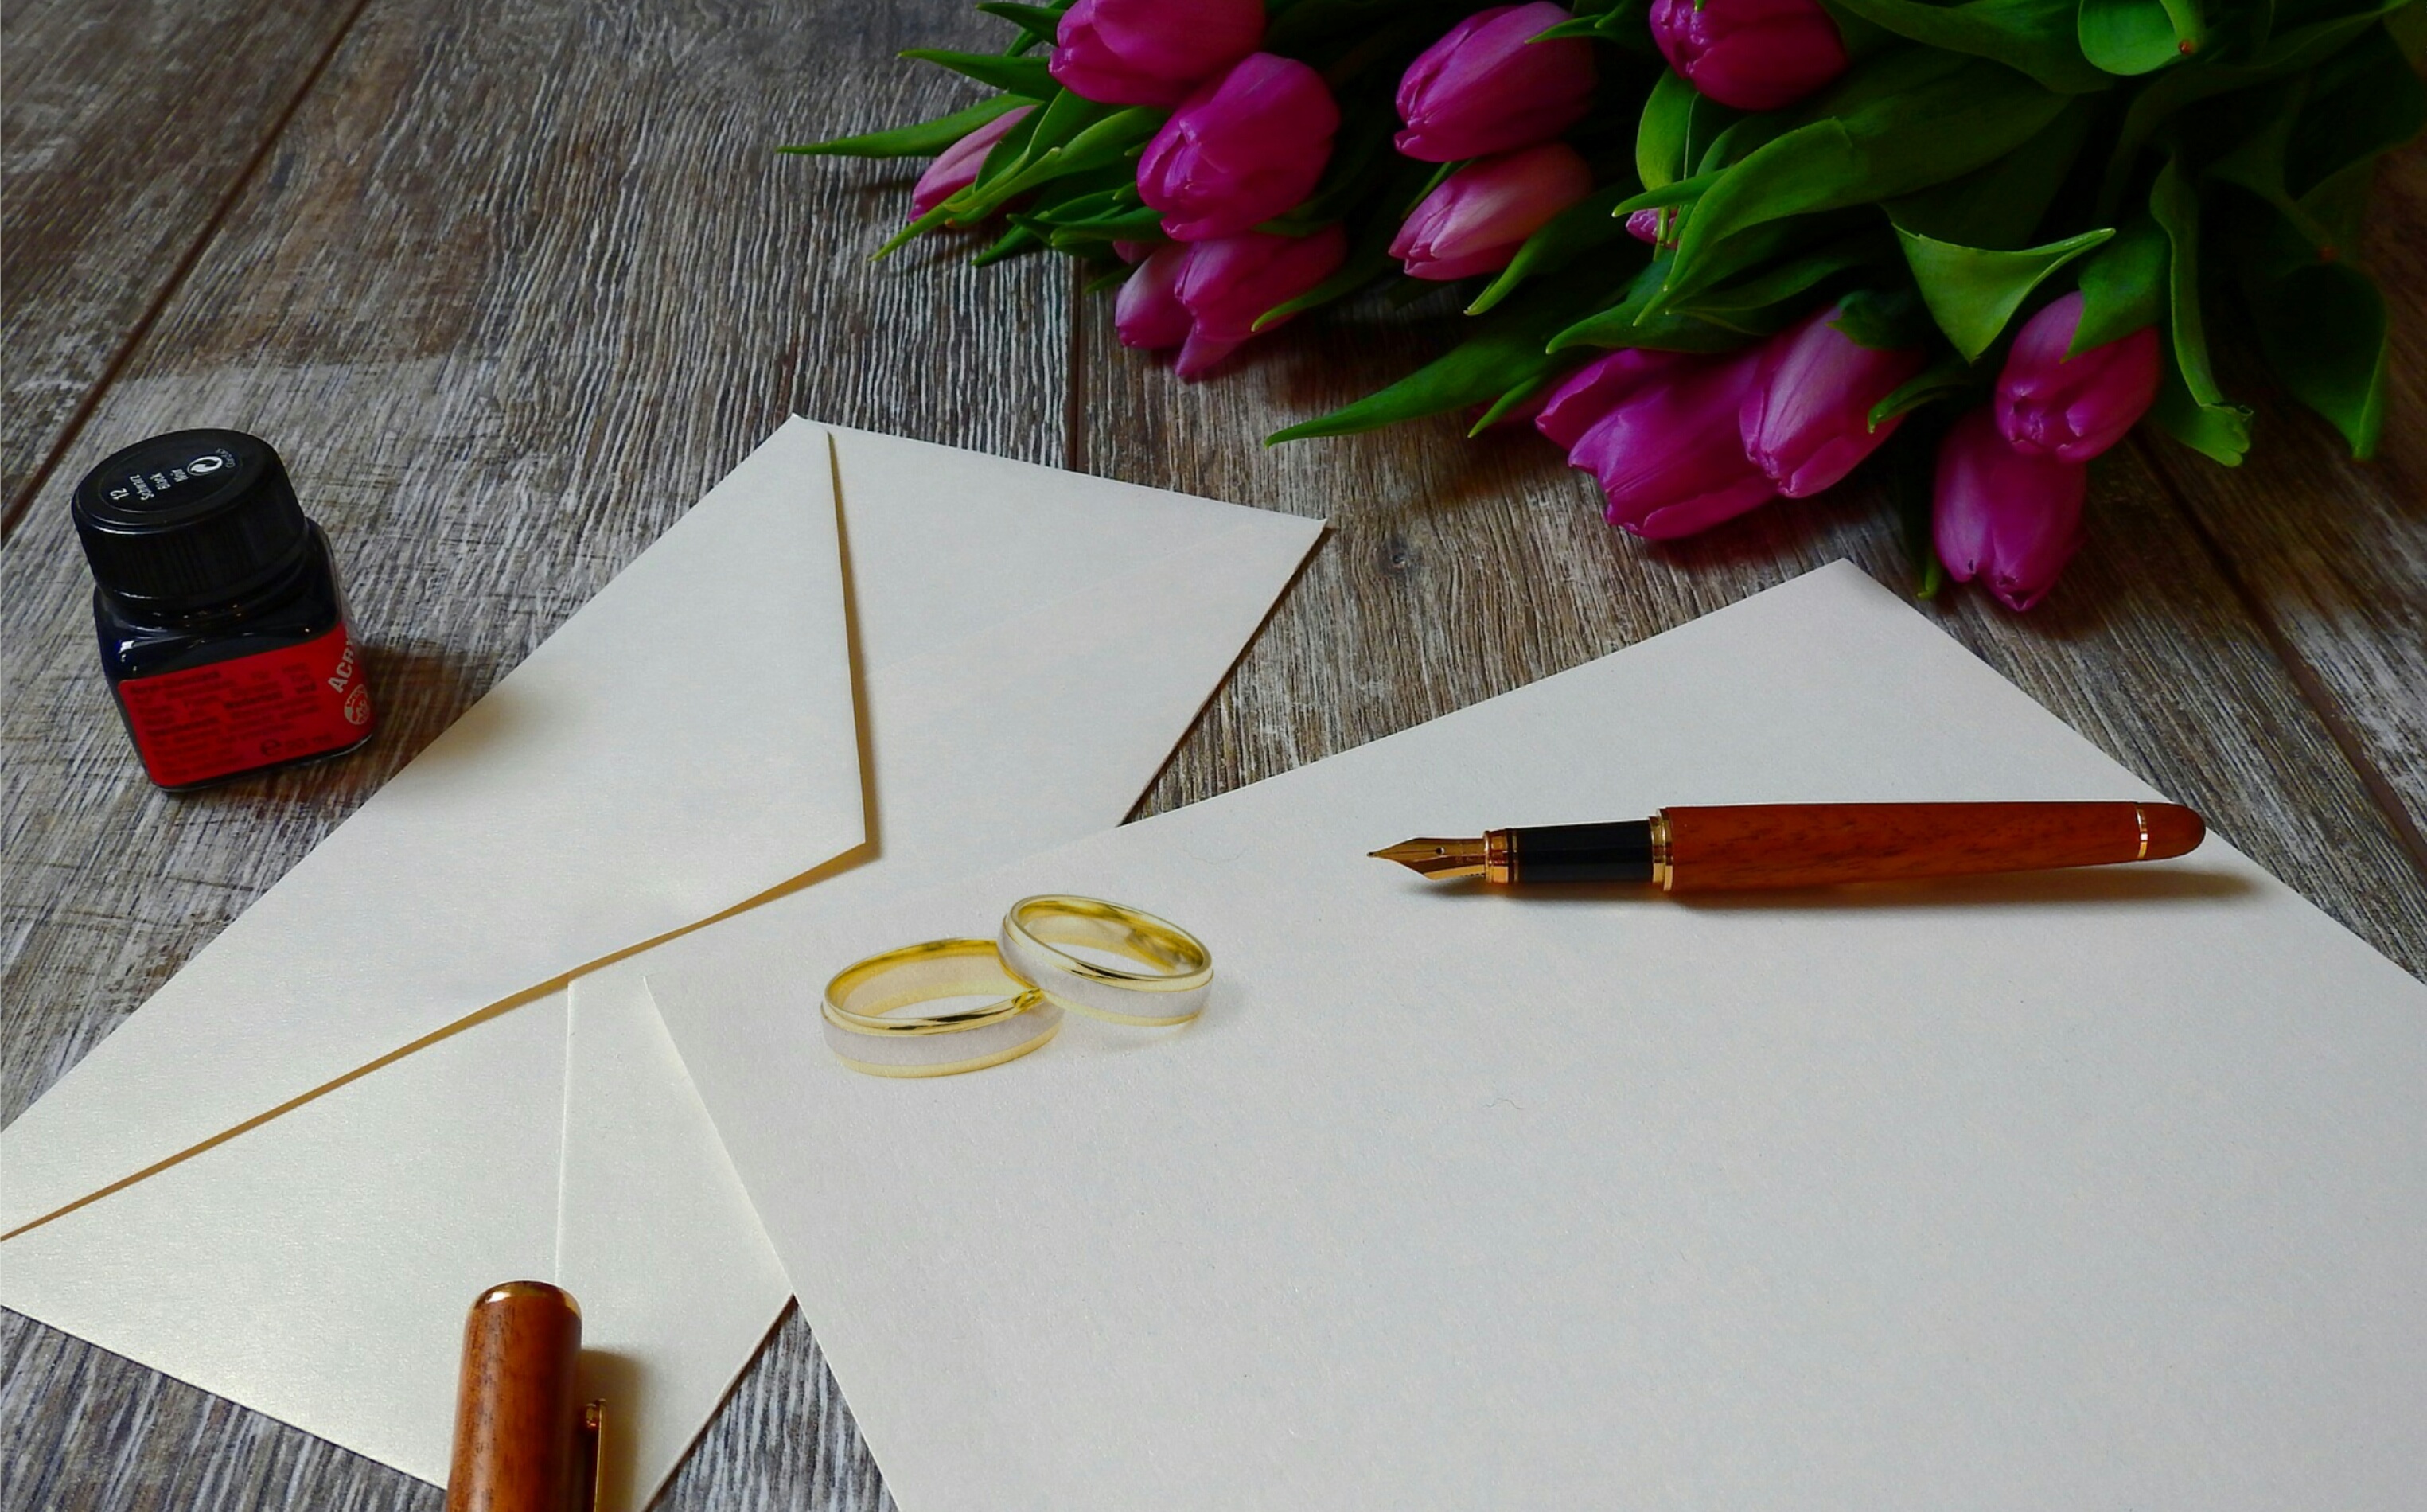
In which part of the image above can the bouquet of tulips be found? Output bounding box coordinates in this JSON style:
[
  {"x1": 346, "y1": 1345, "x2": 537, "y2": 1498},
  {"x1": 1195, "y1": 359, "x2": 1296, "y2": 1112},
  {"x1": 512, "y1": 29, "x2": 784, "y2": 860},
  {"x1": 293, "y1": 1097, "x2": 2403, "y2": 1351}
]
[{"x1": 795, "y1": 0, "x2": 2425, "y2": 608}]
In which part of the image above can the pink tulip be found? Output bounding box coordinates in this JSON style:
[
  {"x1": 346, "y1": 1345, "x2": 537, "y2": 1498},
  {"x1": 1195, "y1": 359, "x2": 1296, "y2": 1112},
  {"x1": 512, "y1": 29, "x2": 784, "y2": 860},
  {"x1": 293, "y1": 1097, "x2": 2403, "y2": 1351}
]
[
  {"x1": 1138, "y1": 54, "x2": 1339, "y2": 242},
  {"x1": 1395, "y1": 3, "x2": 1598, "y2": 162},
  {"x1": 1390, "y1": 144, "x2": 1593, "y2": 281},
  {"x1": 1624, "y1": 208, "x2": 1664, "y2": 244},
  {"x1": 1649, "y1": 0, "x2": 1849, "y2": 113},
  {"x1": 910, "y1": 106, "x2": 1034, "y2": 220},
  {"x1": 1537, "y1": 347, "x2": 1780, "y2": 537},
  {"x1": 1995, "y1": 292, "x2": 2163, "y2": 463},
  {"x1": 1738, "y1": 302, "x2": 1927, "y2": 497},
  {"x1": 1934, "y1": 407, "x2": 2088, "y2": 611},
  {"x1": 1050, "y1": 0, "x2": 1266, "y2": 107},
  {"x1": 1171, "y1": 225, "x2": 1348, "y2": 377},
  {"x1": 1115, "y1": 244, "x2": 1195, "y2": 350}
]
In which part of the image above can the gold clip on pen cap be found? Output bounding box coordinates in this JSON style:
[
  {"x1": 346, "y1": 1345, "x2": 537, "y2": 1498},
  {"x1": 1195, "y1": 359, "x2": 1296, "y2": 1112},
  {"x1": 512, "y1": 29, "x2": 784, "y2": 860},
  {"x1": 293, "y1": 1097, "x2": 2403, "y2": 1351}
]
[{"x1": 447, "y1": 1280, "x2": 602, "y2": 1512}]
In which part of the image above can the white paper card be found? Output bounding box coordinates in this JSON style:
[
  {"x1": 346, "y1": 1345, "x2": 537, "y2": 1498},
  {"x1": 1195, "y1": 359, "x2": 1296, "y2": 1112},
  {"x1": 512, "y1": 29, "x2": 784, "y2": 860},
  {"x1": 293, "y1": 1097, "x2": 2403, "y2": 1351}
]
[
  {"x1": 653, "y1": 562, "x2": 2427, "y2": 1512},
  {"x1": 1, "y1": 419, "x2": 1323, "y2": 1508}
]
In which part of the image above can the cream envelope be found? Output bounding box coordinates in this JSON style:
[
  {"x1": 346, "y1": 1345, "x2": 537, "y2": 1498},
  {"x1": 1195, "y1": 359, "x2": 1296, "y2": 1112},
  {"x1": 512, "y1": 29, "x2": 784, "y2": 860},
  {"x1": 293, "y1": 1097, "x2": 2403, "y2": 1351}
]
[
  {"x1": 0, "y1": 418, "x2": 1323, "y2": 1509},
  {"x1": 650, "y1": 562, "x2": 2427, "y2": 1512}
]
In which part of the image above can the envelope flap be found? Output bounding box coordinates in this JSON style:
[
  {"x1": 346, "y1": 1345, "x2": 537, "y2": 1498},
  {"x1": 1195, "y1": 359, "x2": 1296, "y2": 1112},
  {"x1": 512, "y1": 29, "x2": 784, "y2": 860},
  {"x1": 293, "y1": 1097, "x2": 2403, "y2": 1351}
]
[{"x1": 1, "y1": 419, "x2": 865, "y2": 1235}]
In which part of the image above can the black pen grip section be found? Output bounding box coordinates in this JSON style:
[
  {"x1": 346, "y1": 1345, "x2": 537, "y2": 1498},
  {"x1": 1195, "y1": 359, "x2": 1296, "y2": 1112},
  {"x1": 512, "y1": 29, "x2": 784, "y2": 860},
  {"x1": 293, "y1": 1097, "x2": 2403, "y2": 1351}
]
[{"x1": 1513, "y1": 821, "x2": 1654, "y2": 883}]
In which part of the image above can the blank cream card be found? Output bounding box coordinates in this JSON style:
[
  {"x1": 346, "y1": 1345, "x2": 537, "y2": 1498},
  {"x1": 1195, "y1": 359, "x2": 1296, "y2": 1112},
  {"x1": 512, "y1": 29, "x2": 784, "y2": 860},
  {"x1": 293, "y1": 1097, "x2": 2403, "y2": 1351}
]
[{"x1": 653, "y1": 561, "x2": 2427, "y2": 1512}]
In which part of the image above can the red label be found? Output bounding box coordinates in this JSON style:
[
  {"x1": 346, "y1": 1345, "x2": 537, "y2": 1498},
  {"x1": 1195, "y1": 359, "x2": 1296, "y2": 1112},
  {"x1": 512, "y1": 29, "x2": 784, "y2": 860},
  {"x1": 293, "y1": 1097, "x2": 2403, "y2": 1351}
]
[{"x1": 117, "y1": 622, "x2": 376, "y2": 787}]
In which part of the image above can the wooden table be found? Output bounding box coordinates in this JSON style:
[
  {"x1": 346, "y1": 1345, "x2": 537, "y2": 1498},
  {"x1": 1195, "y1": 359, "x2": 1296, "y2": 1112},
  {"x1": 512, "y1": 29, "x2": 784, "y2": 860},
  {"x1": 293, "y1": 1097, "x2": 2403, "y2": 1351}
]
[{"x1": 4, "y1": 2, "x2": 2421, "y2": 1506}]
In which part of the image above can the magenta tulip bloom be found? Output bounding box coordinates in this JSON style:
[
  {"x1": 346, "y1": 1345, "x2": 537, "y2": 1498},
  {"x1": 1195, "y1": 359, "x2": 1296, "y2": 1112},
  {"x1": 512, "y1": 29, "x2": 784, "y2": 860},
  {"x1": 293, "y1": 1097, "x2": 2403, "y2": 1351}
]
[
  {"x1": 1624, "y1": 207, "x2": 1664, "y2": 244},
  {"x1": 1738, "y1": 302, "x2": 1926, "y2": 497},
  {"x1": 1995, "y1": 292, "x2": 2163, "y2": 463},
  {"x1": 910, "y1": 106, "x2": 1034, "y2": 220},
  {"x1": 1115, "y1": 244, "x2": 1195, "y2": 351},
  {"x1": 1650, "y1": 0, "x2": 1849, "y2": 112},
  {"x1": 1139, "y1": 53, "x2": 1339, "y2": 241},
  {"x1": 1050, "y1": 0, "x2": 1265, "y2": 107},
  {"x1": 1390, "y1": 143, "x2": 1593, "y2": 281},
  {"x1": 1934, "y1": 407, "x2": 2088, "y2": 611},
  {"x1": 1395, "y1": 3, "x2": 1598, "y2": 162},
  {"x1": 1171, "y1": 225, "x2": 1347, "y2": 377},
  {"x1": 1537, "y1": 348, "x2": 1780, "y2": 538}
]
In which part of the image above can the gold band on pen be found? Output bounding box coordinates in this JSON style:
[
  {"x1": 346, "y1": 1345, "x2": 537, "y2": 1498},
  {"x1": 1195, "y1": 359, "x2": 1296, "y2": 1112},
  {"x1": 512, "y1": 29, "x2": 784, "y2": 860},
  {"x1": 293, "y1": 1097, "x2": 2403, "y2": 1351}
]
[
  {"x1": 821, "y1": 937, "x2": 1062, "y2": 1077},
  {"x1": 998, "y1": 894, "x2": 1214, "y2": 1027}
]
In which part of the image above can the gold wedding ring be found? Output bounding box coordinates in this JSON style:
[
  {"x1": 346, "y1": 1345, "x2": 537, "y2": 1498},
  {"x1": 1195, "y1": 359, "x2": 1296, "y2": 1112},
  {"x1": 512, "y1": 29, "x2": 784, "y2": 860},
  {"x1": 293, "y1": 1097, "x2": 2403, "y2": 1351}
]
[
  {"x1": 997, "y1": 894, "x2": 1214, "y2": 1027},
  {"x1": 821, "y1": 937, "x2": 1063, "y2": 1077}
]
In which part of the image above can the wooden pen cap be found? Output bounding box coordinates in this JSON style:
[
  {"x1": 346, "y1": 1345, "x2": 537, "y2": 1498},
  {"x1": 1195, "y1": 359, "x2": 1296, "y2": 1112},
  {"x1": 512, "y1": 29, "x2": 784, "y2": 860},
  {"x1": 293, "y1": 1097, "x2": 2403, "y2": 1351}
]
[{"x1": 446, "y1": 1281, "x2": 601, "y2": 1512}]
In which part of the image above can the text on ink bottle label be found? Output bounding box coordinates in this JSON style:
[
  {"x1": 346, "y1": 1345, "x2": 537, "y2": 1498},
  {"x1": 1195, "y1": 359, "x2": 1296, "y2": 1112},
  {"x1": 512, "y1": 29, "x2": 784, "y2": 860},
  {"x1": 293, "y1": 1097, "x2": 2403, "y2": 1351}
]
[{"x1": 115, "y1": 623, "x2": 375, "y2": 787}]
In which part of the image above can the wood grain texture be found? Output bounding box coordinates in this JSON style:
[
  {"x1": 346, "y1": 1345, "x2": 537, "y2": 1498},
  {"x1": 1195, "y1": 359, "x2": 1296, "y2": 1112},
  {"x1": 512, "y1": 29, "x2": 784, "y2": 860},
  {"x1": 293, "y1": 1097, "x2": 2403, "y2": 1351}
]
[
  {"x1": 2, "y1": 0, "x2": 1029, "y2": 1505},
  {"x1": 2, "y1": 2, "x2": 2424, "y2": 1510},
  {"x1": 1657, "y1": 802, "x2": 2203, "y2": 890},
  {"x1": 0, "y1": 0, "x2": 364, "y2": 519},
  {"x1": 2133, "y1": 140, "x2": 2427, "y2": 867},
  {"x1": 1101, "y1": 294, "x2": 2427, "y2": 973}
]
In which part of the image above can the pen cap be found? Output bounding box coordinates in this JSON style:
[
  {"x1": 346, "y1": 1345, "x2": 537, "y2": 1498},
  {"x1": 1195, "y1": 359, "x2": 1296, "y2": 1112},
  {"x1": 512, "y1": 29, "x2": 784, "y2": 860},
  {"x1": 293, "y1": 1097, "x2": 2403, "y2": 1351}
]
[{"x1": 446, "y1": 1281, "x2": 594, "y2": 1512}]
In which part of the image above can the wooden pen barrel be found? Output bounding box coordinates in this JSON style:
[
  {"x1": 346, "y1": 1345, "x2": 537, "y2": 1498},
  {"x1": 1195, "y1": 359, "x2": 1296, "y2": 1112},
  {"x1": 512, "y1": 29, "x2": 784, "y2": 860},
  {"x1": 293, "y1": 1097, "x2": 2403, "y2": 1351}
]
[
  {"x1": 446, "y1": 1281, "x2": 586, "y2": 1512},
  {"x1": 1661, "y1": 801, "x2": 2203, "y2": 891}
]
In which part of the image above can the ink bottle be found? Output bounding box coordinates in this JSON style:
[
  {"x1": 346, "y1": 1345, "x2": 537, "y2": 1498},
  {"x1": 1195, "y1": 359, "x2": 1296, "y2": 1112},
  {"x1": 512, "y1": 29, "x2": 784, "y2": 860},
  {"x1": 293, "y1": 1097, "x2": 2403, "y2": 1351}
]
[{"x1": 72, "y1": 429, "x2": 376, "y2": 790}]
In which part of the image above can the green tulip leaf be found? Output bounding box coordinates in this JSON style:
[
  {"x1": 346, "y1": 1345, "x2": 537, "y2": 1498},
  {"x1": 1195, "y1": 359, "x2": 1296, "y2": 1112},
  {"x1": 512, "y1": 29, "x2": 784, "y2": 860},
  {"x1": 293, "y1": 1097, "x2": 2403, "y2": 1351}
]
[
  {"x1": 1662, "y1": 52, "x2": 2072, "y2": 307},
  {"x1": 1882, "y1": 93, "x2": 2099, "y2": 251},
  {"x1": 2095, "y1": 0, "x2": 2414, "y2": 220},
  {"x1": 2391, "y1": 0, "x2": 2427, "y2": 67},
  {"x1": 1637, "y1": 70, "x2": 1743, "y2": 193},
  {"x1": 1549, "y1": 254, "x2": 1768, "y2": 353},
  {"x1": 900, "y1": 48, "x2": 1059, "y2": 99},
  {"x1": 1817, "y1": 0, "x2": 2111, "y2": 93},
  {"x1": 1531, "y1": 0, "x2": 1659, "y2": 47},
  {"x1": 1879, "y1": 407, "x2": 1955, "y2": 596},
  {"x1": 2284, "y1": 25, "x2": 2427, "y2": 199},
  {"x1": 2147, "y1": 157, "x2": 2252, "y2": 465},
  {"x1": 1468, "y1": 185, "x2": 1645, "y2": 316},
  {"x1": 1255, "y1": 249, "x2": 1400, "y2": 330},
  {"x1": 1894, "y1": 224, "x2": 2113, "y2": 360},
  {"x1": 781, "y1": 96, "x2": 1034, "y2": 159},
  {"x1": 972, "y1": 222, "x2": 1045, "y2": 265},
  {"x1": 2248, "y1": 260, "x2": 2389, "y2": 458},
  {"x1": 1468, "y1": 368, "x2": 1575, "y2": 435},
  {"x1": 1268, "y1": 271, "x2": 1622, "y2": 443},
  {"x1": 2071, "y1": 217, "x2": 2168, "y2": 353},
  {"x1": 2078, "y1": 0, "x2": 2203, "y2": 76},
  {"x1": 1867, "y1": 351, "x2": 1982, "y2": 430},
  {"x1": 1669, "y1": 230, "x2": 1899, "y2": 333},
  {"x1": 974, "y1": 2, "x2": 1067, "y2": 41},
  {"x1": 1831, "y1": 284, "x2": 1935, "y2": 350}
]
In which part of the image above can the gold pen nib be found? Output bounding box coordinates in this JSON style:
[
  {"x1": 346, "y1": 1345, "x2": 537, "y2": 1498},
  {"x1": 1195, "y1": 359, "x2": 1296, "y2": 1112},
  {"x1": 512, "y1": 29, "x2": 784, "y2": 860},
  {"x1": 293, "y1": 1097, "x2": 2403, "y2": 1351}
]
[{"x1": 1370, "y1": 837, "x2": 1490, "y2": 880}]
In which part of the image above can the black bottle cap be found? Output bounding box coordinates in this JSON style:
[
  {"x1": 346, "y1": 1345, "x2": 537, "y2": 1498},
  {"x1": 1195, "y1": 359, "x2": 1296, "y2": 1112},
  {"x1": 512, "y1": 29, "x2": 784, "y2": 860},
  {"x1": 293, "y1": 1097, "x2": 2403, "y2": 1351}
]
[{"x1": 72, "y1": 430, "x2": 311, "y2": 609}]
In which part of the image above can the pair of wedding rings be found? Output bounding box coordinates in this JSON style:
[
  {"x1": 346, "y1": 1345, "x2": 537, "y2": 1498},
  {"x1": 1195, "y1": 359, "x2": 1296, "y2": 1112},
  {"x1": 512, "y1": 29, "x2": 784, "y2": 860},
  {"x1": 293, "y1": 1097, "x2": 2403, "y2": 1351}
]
[{"x1": 820, "y1": 894, "x2": 1214, "y2": 1077}]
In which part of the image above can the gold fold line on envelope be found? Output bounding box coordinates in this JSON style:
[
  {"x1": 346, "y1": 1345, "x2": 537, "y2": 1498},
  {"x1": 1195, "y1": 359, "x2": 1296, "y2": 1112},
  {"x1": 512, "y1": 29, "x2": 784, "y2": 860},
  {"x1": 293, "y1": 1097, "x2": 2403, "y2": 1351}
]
[
  {"x1": 0, "y1": 839, "x2": 883, "y2": 1245},
  {"x1": 2, "y1": 434, "x2": 885, "y2": 1247}
]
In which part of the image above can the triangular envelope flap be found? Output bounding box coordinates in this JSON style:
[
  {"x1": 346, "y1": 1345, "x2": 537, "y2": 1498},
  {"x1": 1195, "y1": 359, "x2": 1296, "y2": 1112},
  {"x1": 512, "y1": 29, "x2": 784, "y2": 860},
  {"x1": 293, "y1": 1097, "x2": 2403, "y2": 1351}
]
[
  {"x1": 623, "y1": 503, "x2": 1324, "y2": 998},
  {"x1": 0, "y1": 991, "x2": 570, "y2": 1483},
  {"x1": 828, "y1": 424, "x2": 1315, "y2": 676},
  {"x1": 0, "y1": 420, "x2": 863, "y2": 1234}
]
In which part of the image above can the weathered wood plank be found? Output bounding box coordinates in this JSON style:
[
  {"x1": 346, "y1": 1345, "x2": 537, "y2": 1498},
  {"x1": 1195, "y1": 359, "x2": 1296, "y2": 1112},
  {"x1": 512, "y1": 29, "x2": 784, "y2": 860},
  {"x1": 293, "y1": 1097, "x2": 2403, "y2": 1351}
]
[
  {"x1": 2133, "y1": 139, "x2": 2427, "y2": 867},
  {"x1": 1, "y1": 0, "x2": 1049, "y2": 1505},
  {"x1": 6, "y1": 2, "x2": 2426, "y2": 1508},
  {"x1": 1095, "y1": 289, "x2": 2427, "y2": 979},
  {"x1": 0, "y1": 0, "x2": 364, "y2": 519}
]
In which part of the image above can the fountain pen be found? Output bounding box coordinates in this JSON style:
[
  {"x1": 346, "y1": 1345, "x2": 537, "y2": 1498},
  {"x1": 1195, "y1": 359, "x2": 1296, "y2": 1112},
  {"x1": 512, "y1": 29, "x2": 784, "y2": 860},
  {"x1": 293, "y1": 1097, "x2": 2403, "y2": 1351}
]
[{"x1": 1372, "y1": 801, "x2": 2205, "y2": 891}]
